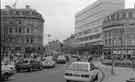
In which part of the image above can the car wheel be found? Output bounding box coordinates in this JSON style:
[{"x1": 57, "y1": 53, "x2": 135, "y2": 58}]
[
  {"x1": 17, "y1": 69, "x2": 21, "y2": 72},
  {"x1": 39, "y1": 66, "x2": 42, "y2": 70},
  {"x1": 66, "y1": 80, "x2": 71, "y2": 82},
  {"x1": 4, "y1": 74, "x2": 9, "y2": 80},
  {"x1": 28, "y1": 68, "x2": 32, "y2": 72}
]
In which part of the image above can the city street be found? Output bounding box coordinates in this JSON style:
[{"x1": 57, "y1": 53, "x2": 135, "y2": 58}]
[
  {"x1": 7, "y1": 58, "x2": 76, "y2": 82},
  {"x1": 7, "y1": 64, "x2": 66, "y2": 82},
  {"x1": 4, "y1": 58, "x2": 135, "y2": 82}
]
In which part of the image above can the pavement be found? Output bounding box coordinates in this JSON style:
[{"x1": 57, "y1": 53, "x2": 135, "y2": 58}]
[{"x1": 93, "y1": 61, "x2": 135, "y2": 82}]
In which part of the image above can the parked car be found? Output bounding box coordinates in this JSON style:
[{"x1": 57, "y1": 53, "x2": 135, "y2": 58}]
[
  {"x1": 126, "y1": 78, "x2": 135, "y2": 82},
  {"x1": 71, "y1": 55, "x2": 80, "y2": 58},
  {"x1": 2, "y1": 61, "x2": 16, "y2": 72},
  {"x1": 30, "y1": 60, "x2": 43, "y2": 71},
  {"x1": 1, "y1": 63, "x2": 16, "y2": 81},
  {"x1": 56, "y1": 55, "x2": 66, "y2": 64},
  {"x1": 64, "y1": 62, "x2": 104, "y2": 82},
  {"x1": 15, "y1": 59, "x2": 32, "y2": 72},
  {"x1": 42, "y1": 59, "x2": 56, "y2": 68}
]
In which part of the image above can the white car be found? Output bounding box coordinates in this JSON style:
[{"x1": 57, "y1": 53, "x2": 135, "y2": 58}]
[
  {"x1": 56, "y1": 55, "x2": 66, "y2": 64},
  {"x1": 2, "y1": 63, "x2": 16, "y2": 80},
  {"x1": 42, "y1": 59, "x2": 56, "y2": 68},
  {"x1": 64, "y1": 62, "x2": 103, "y2": 82},
  {"x1": 2, "y1": 62, "x2": 16, "y2": 72}
]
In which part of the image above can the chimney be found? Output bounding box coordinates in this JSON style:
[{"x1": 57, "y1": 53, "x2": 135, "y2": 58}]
[{"x1": 25, "y1": 5, "x2": 30, "y2": 9}]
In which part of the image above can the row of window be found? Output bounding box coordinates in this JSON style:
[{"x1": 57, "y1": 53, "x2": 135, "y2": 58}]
[
  {"x1": 75, "y1": 27, "x2": 101, "y2": 37},
  {"x1": 7, "y1": 38, "x2": 35, "y2": 44},
  {"x1": 104, "y1": 39, "x2": 135, "y2": 46},
  {"x1": 2, "y1": 10, "x2": 41, "y2": 17},
  {"x1": 76, "y1": 2, "x2": 102, "y2": 19},
  {"x1": 3, "y1": 19, "x2": 42, "y2": 26},
  {"x1": 104, "y1": 11, "x2": 134, "y2": 23},
  {"x1": 104, "y1": 28, "x2": 135, "y2": 39},
  {"x1": 77, "y1": 34, "x2": 101, "y2": 42},
  {"x1": 8, "y1": 27, "x2": 32, "y2": 34}
]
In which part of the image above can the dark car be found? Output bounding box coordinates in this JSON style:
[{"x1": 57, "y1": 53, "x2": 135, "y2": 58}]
[
  {"x1": 15, "y1": 59, "x2": 32, "y2": 72},
  {"x1": 15, "y1": 59, "x2": 43, "y2": 72},
  {"x1": 30, "y1": 60, "x2": 43, "y2": 70},
  {"x1": 126, "y1": 78, "x2": 135, "y2": 82}
]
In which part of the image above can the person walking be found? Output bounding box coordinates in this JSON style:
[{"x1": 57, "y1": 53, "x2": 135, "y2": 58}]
[{"x1": 88, "y1": 56, "x2": 104, "y2": 82}]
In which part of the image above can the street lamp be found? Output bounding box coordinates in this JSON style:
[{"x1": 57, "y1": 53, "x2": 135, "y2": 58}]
[{"x1": 111, "y1": 39, "x2": 115, "y2": 75}]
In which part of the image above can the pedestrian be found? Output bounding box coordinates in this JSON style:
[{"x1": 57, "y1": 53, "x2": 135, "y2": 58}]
[{"x1": 88, "y1": 57, "x2": 104, "y2": 82}]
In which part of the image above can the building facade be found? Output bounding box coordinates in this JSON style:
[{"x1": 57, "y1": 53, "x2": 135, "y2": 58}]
[
  {"x1": 73, "y1": 0, "x2": 125, "y2": 55},
  {"x1": 103, "y1": 8, "x2": 135, "y2": 60},
  {"x1": 1, "y1": 5, "x2": 44, "y2": 54}
]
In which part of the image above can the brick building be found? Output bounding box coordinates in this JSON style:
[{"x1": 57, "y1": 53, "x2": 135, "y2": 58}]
[{"x1": 1, "y1": 5, "x2": 44, "y2": 55}]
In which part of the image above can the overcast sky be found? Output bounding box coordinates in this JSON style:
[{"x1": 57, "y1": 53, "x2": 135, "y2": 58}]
[{"x1": 1, "y1": 0, "x2": 135, "y2": 45}]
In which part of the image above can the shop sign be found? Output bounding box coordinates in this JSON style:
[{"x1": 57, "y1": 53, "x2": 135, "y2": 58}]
[{"x1": 113, "y1": 50, "x2": 121, "y2": 54}]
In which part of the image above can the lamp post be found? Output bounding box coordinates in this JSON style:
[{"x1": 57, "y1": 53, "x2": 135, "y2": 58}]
[{"x1": 111, "y1": 39, "x2": 115, "y2": 75}]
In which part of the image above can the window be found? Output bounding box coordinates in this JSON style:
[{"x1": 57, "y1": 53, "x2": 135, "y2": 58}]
[
  {"x1": 15, "y1": 28, "x2": 18, "y2": 33},
  {"x1": 9, "y1": 28, "x2": 12, "y2": 33},
  {"x1": 26, "y1": 38, "x2": 29, "y2": 43},
  {"x1": 27, "y1": 28, "x2": 30, "y2": 33},
  {"x1": 18, "y1": 20, "x2": 22, "y2": 24},
  {"x1": 16, "y1": 11, "x2": 20, "y2": 15},
  {"x1": 9, "y1": 21, "x2": 14, "y2": 24},
  {"x1": 128, "y1": 12, "x2": 133, "y2": 18},
  {"x1": 116, "y1": 13, "x2": 120, "y2": 20},
  {"x1": 111, "y1": 14, "x2": 115, "y2": 20},
  {"x1": 19, "y1": 28, "x2": 22, "y2": 33},
  {"x1": 122, "y1": 12, "x2": 126, "y2": 19},
  {"x1": 31, "y1": 39, "x2": 33, "y2": 43}
]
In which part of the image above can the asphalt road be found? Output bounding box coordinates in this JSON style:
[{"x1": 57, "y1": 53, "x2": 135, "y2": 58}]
[
  {"x1": 7, "y1": 58, "x2": 77, "y2": 82},
  {"x1": 7, "y1": 64, "x2": 66, "y2": 82},
  {"x1": 6, "y1": 58, "x2": 106, "y2": 82}
]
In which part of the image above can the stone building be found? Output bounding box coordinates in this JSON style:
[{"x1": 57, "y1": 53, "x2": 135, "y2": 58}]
[
  {"x1": 103, "y1": 8, "x2": 135, "y2": 60},
  {"x1": 73, "y1": 0, "x2": 125, "y2": 56},
  {"x1": 1, "y1": 5, "x2": 44, "y2": 55}
]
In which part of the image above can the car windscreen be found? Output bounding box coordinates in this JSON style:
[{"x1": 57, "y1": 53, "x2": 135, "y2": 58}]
[
  {"x1": 23, "y1": 60, "x2": 29, "y2": 63},
  {"x1": 58, "y1": 56, "x2": 65, "y2": 59},
  {"x1": 67, "y1": 63, "x2": 89, "y2": 72}
]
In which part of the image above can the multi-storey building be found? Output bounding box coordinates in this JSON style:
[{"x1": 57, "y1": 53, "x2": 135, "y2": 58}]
[
  {"x1": 1, "y1": 5, "x2": 44, "y2": 54},
  {"x1": 74, "y1": 0, "x2": 125, "y2": 55},
  {"x1": 103, "y1": 8, "x2": 135, "y2": 60}
]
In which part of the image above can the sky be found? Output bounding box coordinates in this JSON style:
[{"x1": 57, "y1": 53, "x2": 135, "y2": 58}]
[{"x1": 1, "y1": 0, "x2": 135, "y2": 45}]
